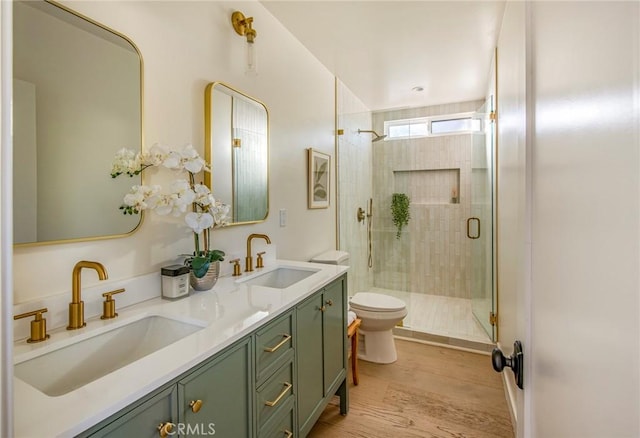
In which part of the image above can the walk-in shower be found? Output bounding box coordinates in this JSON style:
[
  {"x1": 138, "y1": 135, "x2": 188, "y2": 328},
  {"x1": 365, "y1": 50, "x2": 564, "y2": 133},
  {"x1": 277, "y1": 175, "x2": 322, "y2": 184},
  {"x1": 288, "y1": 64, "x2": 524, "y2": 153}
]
[{"x1": 337, "y1": 80, "x2": 496, "y2": 350}]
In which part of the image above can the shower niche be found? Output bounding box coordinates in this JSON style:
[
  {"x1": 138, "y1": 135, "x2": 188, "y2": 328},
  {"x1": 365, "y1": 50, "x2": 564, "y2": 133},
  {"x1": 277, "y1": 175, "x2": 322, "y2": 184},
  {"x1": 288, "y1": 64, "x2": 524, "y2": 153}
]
[{"x1": 393, "y1": 168, "x2": 461, "y2": 205}]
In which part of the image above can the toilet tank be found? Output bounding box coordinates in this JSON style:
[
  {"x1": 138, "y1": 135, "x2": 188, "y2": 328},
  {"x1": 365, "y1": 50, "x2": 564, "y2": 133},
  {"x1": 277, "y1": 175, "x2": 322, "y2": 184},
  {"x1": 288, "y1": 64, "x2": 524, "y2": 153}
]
[{"x1": 310, "y1": 250, "x2": 350, "y2": 266}]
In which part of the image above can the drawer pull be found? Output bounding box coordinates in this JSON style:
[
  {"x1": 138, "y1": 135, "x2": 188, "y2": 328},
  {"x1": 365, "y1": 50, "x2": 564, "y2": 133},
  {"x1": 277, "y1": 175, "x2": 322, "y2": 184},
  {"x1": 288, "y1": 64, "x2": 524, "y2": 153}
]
[
  {"x1": 264, "y1": 382, "x2": 292, "y2": 407},
  {"x1": 264, "y1": 334, "x2": 292, "y2": 353},
  {"x1": 284, "y1": 430, "x2": 293, "y2": 438},
  {"x1": 157, "y1": 422, "x2": 174, "y2": 437},
  {"x1": 319, "y1": 306, "x2": 326, "y2": 312},
  {"x1": 326, "y1": 299, "x2": 334, "y2": 306},
  {"x1": 189, "y1": 399, "x2": 203, "y2": 413}
]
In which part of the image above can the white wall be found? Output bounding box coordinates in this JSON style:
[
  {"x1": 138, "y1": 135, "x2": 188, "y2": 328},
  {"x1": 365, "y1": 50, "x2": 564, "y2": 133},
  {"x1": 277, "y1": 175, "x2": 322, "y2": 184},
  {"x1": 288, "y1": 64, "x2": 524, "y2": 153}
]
[
  {"x1": 12, "y1": 1, "x2": 336, "y2": 305},
  {"x1": 529, "y1": 2, "x2": 639, "y2": 436}
]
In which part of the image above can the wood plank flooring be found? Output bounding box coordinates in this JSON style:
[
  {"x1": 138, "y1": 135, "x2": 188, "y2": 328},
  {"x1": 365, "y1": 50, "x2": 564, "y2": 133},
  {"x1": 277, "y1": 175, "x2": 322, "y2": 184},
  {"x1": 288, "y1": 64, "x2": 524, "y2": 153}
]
[{"x1": 308, "y1": 339, "x2": 514, "y2": 438}]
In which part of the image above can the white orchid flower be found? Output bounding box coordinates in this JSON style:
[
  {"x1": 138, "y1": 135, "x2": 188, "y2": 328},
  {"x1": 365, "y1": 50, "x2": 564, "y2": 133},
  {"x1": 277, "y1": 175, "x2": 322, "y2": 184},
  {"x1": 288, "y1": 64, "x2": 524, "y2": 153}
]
[
  {"x1": 152, "y1": 194, "x2": 176, "y2": 216},
  {"x1": 145, "y1": 143, "x2": 170, "y2": 166},
  {"x1": 111, "y1": 148, "x2": 142, "y2": 177},
  {"x1": 123, "y1": 185, "x2": 160, "y2": 211},
  {"x1": 180, "y1": 144, "x2": 208, "y2": 174},
  {"x1": 193, "y1": 184, "x2": 213, "y2": 206},
  {"x1": 185, "y1": 212, "x2": 214, "y2": 234},
  {"x1": 162, "y1": 150, "x2": 182, "y2": 170}
]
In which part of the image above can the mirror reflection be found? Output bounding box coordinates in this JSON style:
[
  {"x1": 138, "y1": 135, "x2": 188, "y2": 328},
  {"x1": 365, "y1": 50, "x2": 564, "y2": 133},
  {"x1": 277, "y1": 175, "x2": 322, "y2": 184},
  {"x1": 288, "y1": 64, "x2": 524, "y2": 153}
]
[
  {"x1": 205, "y1": 82, "x2": 269, "y2": 225},
  {"x1": 13, "y1": 0, "x2": 143, "y2": 245}
]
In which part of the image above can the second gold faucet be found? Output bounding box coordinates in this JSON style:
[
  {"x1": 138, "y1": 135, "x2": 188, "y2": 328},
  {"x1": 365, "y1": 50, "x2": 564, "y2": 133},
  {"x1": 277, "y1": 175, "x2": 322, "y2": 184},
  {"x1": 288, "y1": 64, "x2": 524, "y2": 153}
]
[
  {"x1": 68, "y1": 260, "x2": 108, "y2": 330},
  {"x1": 245, "y1": 234, "x2": 271, "y2": 272}
]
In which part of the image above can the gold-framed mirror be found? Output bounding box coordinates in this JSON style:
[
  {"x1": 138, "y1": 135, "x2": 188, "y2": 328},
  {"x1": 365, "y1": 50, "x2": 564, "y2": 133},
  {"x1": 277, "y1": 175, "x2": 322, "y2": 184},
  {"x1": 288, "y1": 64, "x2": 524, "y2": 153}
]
[
  {"x1": 13, "y1": 0, "x2": 144, "y2": 246},
  {"x1": 205, "y1": 82, "x2": 269, "y2": 225}
]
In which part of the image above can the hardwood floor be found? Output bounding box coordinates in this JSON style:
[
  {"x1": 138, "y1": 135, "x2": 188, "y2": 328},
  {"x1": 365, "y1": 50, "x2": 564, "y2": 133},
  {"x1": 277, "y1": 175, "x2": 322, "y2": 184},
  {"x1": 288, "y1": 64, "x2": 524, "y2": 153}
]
[{"x1": 309, "y1": 339, "x2": 514, "y2": 438}]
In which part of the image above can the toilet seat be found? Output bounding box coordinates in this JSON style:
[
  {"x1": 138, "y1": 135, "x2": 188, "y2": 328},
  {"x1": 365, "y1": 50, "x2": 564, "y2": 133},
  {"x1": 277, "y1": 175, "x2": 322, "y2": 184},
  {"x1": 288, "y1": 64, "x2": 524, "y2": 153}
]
[{"x1": 350, "y1": 292, "x2": 406, "y2": 312}]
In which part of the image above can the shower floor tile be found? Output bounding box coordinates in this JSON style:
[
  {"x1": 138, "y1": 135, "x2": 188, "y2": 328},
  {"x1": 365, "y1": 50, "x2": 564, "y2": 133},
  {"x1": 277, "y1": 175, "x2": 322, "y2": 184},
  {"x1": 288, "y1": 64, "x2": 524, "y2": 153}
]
[{"x1": 370, "y1": 287, "x2": 493, "y2": 344}]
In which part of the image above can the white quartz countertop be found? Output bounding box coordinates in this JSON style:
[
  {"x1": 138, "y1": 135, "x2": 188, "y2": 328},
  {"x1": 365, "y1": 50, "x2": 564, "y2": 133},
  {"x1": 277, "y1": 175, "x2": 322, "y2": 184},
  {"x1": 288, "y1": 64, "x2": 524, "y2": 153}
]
[{"x1": 13, "y1": 260, "x2": 348, "y2": 438}]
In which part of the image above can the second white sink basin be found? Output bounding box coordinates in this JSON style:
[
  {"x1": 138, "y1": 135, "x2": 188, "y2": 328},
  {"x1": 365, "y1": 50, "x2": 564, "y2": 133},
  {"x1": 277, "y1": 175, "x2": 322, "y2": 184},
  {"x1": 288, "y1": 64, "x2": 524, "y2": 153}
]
[
  {"x1": 15, "y1": 315, "x2": 205, "y2": 396},
  {"x1": 243, "y1": 267, "x2": 319, "y2": 289}
]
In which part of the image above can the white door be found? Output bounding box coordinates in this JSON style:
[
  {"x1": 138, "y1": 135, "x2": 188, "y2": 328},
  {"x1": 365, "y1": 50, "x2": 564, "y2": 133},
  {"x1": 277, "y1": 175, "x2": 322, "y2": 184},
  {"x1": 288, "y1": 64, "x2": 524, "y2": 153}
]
[
  {"x1": 498, "y1": 2, "x2": 640, "y2": 437},
  {"x1": 528, "y1": 2, "x2": 639, "y2": 436}
]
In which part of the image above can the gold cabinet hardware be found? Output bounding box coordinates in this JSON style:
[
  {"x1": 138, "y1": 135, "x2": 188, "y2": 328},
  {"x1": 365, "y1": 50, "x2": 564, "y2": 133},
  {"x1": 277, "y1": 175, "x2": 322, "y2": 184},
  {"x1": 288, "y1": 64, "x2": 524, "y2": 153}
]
[
  {"x1": 263, "y1": 334, "x2": 292, "y2": 353},
  {"x1": 189, "y1": 399, "x2": 203, "y2": 413},
  {"x1": 264, "y1": 382, "x2": 292, "y2": 407},
  {"x1": 319, "y1": 306, "x2": 326, "y2": 312},
  {"x1": 337, "y1": 129, "x2": 344, "y2": 136},
  {"x1": 256, "y1": 251, "x2": 266, "y2": 268},
  {"x1": 100, "y1": 288, "x2": 125, "y2": 320},
  {"x1": 229, "y1": 258, "x2": 242, "y2": 276},
  {"x1": 157, "y1": 422, "x2": 174, "y2": 437},
  {"x1": 233, "y1": 138, "x2": 242, "y2": 148},
  {"x1": 325, "y1": 299, "x2": 334, "y2": 306},
  {"x1": 357, "y1": 207, "x2": 366, "y2": 223},
  {"x1": 284, "y1": 430, "x2": 293, "y2": 438},
  {"x1": 14, "y1": 308, "x2": 50, "y2": 343},
  {"x1": 489, "y1": 311, "x2": 498, "y2": 326}
]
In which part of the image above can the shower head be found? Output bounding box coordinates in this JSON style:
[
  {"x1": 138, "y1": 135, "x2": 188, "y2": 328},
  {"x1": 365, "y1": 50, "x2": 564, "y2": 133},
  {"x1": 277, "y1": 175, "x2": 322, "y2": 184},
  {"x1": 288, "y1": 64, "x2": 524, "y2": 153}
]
[{"x1": 358, "y1": 129, "x2": 387, "y2": 142}]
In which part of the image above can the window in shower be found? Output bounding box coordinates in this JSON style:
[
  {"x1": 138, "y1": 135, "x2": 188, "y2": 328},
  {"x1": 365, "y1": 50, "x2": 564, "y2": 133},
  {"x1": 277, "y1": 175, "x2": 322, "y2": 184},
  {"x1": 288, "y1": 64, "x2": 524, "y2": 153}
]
[{"x1": 384, "y1": 112, "x2": 482, "y2": 140}]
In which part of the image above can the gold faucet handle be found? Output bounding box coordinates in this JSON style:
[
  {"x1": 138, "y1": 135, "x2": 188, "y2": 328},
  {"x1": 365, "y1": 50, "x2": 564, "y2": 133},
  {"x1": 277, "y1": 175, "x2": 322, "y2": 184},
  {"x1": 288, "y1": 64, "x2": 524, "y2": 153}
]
[
  {"x1": 229, "y1": 259, "x2": 242, "y2": 276},
  {"x1": 101, "y1": 288, "x2": 125, "y2": 320},
  {"x1": 256, "y1": 251, "x2": 266, "y2": 268},
  {"x1": 14, "y1": 308, "x2": 50, "y2": 343}
]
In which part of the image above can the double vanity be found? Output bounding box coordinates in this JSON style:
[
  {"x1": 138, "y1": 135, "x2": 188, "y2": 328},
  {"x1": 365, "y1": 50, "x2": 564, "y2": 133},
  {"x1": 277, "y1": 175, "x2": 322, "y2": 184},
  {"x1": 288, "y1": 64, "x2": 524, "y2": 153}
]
[{"x1": 13, "y1": 261, "x2": 349, "y2": 437}]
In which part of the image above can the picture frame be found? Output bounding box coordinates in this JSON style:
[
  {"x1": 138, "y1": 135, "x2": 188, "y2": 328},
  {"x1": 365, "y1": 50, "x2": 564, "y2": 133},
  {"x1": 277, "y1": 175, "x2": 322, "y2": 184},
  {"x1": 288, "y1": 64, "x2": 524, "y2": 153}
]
[{"x1": 307, "y1": 148, "x2": 330, "y2": 209}]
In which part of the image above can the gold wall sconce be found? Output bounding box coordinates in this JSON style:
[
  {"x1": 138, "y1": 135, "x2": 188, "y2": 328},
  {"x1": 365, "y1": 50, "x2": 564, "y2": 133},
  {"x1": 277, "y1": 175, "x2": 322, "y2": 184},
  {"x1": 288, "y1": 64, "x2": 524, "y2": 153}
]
[{"x1": 231, "y1": 11, "x2": 258, "y2": 74}]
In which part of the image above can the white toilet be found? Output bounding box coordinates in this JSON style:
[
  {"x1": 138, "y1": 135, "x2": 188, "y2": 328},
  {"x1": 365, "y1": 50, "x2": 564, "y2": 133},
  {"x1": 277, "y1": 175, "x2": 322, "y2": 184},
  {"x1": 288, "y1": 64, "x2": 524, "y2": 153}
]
[
  {"x1": 310, "y1": 250, "x2": 408, "y2": 364},
  {"x1": 349, "y1": 292, "x2": 407, "y2": 364}
]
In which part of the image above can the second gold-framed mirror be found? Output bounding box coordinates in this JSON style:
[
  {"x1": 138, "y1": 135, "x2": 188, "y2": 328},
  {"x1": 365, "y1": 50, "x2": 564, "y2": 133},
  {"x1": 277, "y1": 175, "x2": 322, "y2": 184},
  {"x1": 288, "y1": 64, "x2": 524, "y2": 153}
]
[{"x1": 205, "y1": 82, "x2": 269, "y2": 225}]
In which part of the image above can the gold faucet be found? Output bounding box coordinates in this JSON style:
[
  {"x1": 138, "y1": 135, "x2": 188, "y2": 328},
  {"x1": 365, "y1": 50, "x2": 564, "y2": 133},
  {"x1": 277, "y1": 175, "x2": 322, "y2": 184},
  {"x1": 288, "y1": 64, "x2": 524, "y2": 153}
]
[
  {"x1": 246, "y1": 233, "x2": 271, "y2": 272},
  {"x1": 68, "y1": 260, "x2": 108, "y2": 330}
]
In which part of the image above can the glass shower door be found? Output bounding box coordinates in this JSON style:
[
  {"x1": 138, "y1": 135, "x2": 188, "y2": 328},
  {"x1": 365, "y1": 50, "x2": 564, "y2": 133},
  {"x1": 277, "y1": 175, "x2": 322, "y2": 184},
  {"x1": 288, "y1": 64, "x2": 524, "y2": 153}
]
[{"x1": 470, "y1": 96, "x2": 496, "y2": 341}]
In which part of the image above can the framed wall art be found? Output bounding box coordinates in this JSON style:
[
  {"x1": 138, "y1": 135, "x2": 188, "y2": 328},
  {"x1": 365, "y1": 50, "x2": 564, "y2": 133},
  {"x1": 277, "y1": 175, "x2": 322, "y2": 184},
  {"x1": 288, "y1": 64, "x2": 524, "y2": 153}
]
[{"x1": 307, "y1": 148, "x2": 330, "y2": 209}]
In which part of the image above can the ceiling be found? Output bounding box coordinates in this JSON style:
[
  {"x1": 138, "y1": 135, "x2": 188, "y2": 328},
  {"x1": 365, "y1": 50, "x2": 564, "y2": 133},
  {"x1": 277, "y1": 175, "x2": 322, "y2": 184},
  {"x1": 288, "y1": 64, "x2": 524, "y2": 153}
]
[{"x1": 261, "y1": 1, "x2": 506, "y2": 112}]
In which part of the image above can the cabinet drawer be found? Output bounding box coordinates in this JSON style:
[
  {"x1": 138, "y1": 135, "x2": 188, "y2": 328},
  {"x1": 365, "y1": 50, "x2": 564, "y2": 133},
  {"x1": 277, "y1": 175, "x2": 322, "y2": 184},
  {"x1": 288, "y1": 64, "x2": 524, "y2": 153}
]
[
  {"x1": 257, "y1": 360, "x2": 294, "y2": 429},
  {"x1": 256, "y1": 310, "x2": 294, "y2": 383},
  {"x1": 259, "y1": 397, "x2": 295, "y2": 438}
]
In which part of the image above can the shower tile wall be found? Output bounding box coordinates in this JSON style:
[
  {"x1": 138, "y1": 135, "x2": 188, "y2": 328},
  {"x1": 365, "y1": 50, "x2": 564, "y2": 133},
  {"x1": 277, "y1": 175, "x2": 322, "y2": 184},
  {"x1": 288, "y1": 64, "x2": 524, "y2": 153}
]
[
  {"x1": 336, "y1": 79, "x2": 373, "y2": 296},
  {"x1": 372, "y1": 100, "x2": 483, "y2": 299}
]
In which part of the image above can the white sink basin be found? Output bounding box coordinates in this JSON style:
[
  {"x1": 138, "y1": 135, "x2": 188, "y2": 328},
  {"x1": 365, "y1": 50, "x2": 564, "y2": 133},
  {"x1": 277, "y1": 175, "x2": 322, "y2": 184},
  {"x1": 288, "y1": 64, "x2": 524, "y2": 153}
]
[
  {"x1": 14, "y1": 315, "x2": 205, "y2": 396},
  {"x1": 243, "y1": 267, "x2": 319, "y2": 289}
]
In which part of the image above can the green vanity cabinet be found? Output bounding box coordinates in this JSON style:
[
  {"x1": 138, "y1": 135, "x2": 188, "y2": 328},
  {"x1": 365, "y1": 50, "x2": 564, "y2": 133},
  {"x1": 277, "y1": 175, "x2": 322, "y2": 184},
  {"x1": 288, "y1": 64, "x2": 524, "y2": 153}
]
[
  {"x1": 78, "y1": 274, "x2": 348, "y2": 438},
  {"x1": 178, "y1": 338, "x2": 253, "y2": 437},
  {"x1": 296, "y1": 274, "x2": 348, "y2": 437}
]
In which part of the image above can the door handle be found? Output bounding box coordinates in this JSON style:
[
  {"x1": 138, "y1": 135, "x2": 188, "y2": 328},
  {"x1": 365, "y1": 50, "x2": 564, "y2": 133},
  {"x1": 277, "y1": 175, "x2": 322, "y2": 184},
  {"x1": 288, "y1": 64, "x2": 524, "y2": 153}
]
[
  {"x1": 491, "y1": 340, "x2": 524, "y2": 389},
  {"x1": 466, "y1": 217, "x2": 480, "y2": 239}
]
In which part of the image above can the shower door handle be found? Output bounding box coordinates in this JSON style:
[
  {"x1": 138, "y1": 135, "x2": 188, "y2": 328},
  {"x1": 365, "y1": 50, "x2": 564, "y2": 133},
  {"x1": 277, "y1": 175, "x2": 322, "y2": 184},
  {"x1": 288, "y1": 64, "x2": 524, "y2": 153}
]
[{"x1": 466, "y1": 217, "x2": 480, "y2": 239}]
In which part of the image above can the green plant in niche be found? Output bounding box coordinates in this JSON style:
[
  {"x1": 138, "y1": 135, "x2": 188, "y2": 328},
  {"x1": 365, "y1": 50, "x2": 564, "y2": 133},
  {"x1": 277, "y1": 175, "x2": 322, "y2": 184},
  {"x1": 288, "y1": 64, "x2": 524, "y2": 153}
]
[{"x1": 391, "y1": 193, "x2": 411, "y2": 239}]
